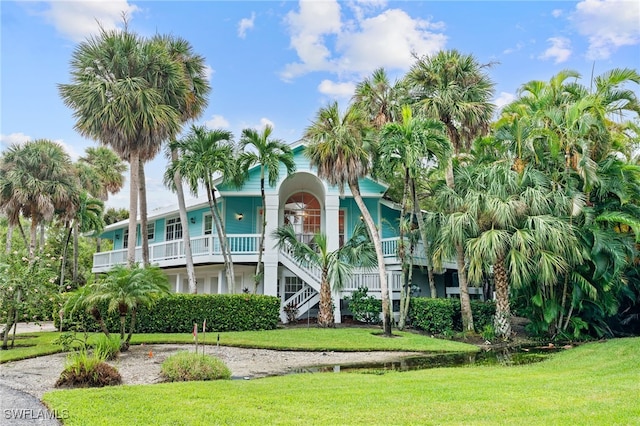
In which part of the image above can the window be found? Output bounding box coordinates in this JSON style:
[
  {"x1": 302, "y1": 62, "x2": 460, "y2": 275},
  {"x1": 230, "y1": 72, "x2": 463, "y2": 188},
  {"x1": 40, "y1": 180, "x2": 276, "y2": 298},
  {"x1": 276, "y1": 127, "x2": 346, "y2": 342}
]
[
  {"x1": 147, "y1": 222, "x2": 155, "y2": 242},
  {"x1": 284, "y1": 276, "x2": 304, "y2": 300},
  {"x1": 283, "y1": 192, "x2": 321, "y2": 245},
  {"x1": 123, "y1": 228, "x2": 129, "y2": 249},
  {"x1": 204, "y1": 214, "x2": 213, "y2": 235},
  {"x1": 339, "y1": 210, "x2": 345, "y2": 247},
  {"x1": 165, "y1": 217, "x2": 183, "y2": 241}
]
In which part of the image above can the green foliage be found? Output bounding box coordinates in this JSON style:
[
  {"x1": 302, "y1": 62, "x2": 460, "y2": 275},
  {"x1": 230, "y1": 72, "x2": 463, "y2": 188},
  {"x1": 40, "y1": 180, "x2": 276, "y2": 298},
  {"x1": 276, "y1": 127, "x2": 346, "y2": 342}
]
[
  {"x1": 283, "y1": 301, "x2": 299, "y2": 323},
  {"x1": 409, "y1": 298, "x2": 455, "y2": 334},
  {"x1": 0, "y1": 250, "x2": 59, "y2": 328},
  {"x1": 345, "y1": 287, "x2": 382, "y2": 324},
  {"x1": 93, "y1": 334, "x2": 120, "y2": 360},
  {"x1": 55, "y1": 350, "x2": 122, "y2": 388},
  {"x1": 58, "y1": 293, "x2": 281, "y2": 333},
  {"x1": 53, "y1": 331, "x2": 89, "y2": 352},
  {"x1": 161, "y1": 351, "x2": 231, "y2": 382},
  {"x1": 409, "y1": 298, "x2": 496, "y2": 335}
]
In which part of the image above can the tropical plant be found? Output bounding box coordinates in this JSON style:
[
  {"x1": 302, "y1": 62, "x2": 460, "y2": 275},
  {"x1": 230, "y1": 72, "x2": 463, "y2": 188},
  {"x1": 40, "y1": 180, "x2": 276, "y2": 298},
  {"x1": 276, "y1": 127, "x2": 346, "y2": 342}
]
[
  {"x1": 273, "y1": 222, "x2": 376, "y2": 327},
  {"x1": 304, "y1": 101, "x2": 393, "y2": 335},
  {"x1": 59, "y1": 23, "x2": 188, "y2": 266},
  {"x1": 86, "y1": 264, "x2": 169, "y2": 350},
  {"x1": 161, "y1": 351, "x2": 231, "y2": 382},
  {"x1": 239, "y1": 125, "x2": 296, "y2": 293},
  {"x1": 352, "y1": 67, "x2": 408, "y2": 129},
  {"x1": 377, "y1": 105, "x2": 451, "y2": 325},
  {"x1": 345, "y1": 287, "x2": 382, "y2": 324},
  {"x1": 405, "y1": 50, "x2": 496, "y2": 332},
  {"x1": 56, "y1": 349, "x2": 122, "y2": 388},
  {"x1": 165, "y1": 125, "x2": 237, "y2": 292},
  {"x1": 0, "y1": 140, "x2": 79, "y2": 257}
]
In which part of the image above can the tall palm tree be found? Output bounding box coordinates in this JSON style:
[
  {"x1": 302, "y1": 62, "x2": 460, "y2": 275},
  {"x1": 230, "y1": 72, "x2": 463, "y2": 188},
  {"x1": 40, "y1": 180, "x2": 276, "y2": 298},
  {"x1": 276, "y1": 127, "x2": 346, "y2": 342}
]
[
  {"x1": 304, "y1": 101, "x2": 393, "y2": 336},
  {"x1": 87, "y1": 264, "x2": 169, "y2": 350},
  {"x1": 273, "y1": 222, "x2": 376, "y2": 327},
  {"x1": 239, "y1": 125, "x2": 296, "y2": 293},
  {"x1": 59, "y1": 24, "x2": 186, "y2": 266},
  {"x1": 405, "y1": 50, "x2": 495, "y2": 332},
  {"x1": 378, "y1": 105, "x2": 451, "y2": 322},
  {"x1": 165, "y1": 125, "x2": 237, "y2": 293},
  {"x1": 0, "y1": 140, "x2": 79, "y2": 258},
  {"x1": 143, "y1": 34, "x2": 210, "y2": 276},
  {"x1": 353, "y1": 67, "x2": 407, "y2": 129}
]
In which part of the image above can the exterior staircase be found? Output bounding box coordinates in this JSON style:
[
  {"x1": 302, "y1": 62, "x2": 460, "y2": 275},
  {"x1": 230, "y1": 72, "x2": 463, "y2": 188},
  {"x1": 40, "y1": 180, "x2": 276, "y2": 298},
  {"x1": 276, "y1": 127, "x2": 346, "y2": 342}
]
[{"x1": 279, "y1": 244, "x2": 322, "y2": 319}]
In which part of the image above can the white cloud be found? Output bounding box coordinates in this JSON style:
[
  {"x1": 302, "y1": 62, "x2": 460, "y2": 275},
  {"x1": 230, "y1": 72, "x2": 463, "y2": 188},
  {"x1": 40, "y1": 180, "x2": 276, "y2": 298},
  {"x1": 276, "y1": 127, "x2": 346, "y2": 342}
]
[
  {"x1": 43, "y1": 0, "x2": 139, "y2": 42},
  {"x1": 503, "y1": 42, "x2": 524, "y2": 55},
  {"x1": 205, "y1": 115, "x2": 230, "y2": 129},
  {"x1": 282, "y1": 1, "x2": 446, "y2": 81},
  {"x1": 0, "y1": 132, "x2": 31, "y2": 148},
  {"x1": 571, "y1": 0, "x2": 640, "y2": 60},
  {"x1": 318, "y1": 79, "x2": 356, "y2": 98},
  {"x1": 238, "y1": 12, "x2": 256, "y2": 39},
  {"x1": 551, "y1": 9, "x2": 563, "y2": 18},
  {"x1": 258, "y1": 118, "x2": 275, "y2": 131},
  {"x1": 494, "y1": 92, "x2": 516, "y2": 111},
  {"x1": 539, "y1": 37, "x2": 572, "y2": 63},
  {"x1": 203, "y1": 65, "x2": 214, "y2": 82}
]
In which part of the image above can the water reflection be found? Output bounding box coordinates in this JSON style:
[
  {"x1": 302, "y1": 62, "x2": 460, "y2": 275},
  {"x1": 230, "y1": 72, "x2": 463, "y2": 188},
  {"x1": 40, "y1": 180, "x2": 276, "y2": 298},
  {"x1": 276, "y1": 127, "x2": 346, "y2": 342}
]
[{"x1": 291, "y1": 345, "x2": 559, "y2": 375}]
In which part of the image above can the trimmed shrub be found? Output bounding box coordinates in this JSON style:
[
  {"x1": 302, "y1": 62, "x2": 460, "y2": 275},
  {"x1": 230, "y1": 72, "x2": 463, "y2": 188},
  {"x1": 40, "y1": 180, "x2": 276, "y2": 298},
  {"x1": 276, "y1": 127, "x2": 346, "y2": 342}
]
[
  {"x1": 409, "y1": 298, "x2": 496, "y2": 335},
  {"x1": 58, "y1": 293, "x2": 281, "y2": 334},
  {"x1": 409, "y1": 298, "x2": 455, "y2": 334},
  {"x1": 161, "y1": 351, "x2": 231, "y2": 382},
  {"x1": 55, "y1": 351, "x2": 122, "y2": 388}
]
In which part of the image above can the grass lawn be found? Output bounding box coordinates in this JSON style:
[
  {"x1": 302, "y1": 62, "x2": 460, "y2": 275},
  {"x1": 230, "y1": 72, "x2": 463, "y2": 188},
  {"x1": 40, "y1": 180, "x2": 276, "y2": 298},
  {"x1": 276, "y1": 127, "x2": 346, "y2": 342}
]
[
  {"x1": 42, "y1": 337, "x2": 640, "y2": 425},
  {"x1": 0, "y1": 327, "x2": 475, "y2": 363}
]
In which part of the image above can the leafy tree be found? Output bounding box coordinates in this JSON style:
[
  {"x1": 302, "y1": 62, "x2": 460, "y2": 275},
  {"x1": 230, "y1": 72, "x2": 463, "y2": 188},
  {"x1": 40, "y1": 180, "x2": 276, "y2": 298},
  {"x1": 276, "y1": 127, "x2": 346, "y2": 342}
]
[
  {"x1": 273, "y1": 223, "x2": 376, "y2": 327},
  {"x1": 166, "y1": 125, "x2": 237, "y2": 292},
  {"x1": 353, "y1": 67, "x2": 407, "y2": 129},
  {"x1": 239, "y1": 125, "x2": 296, "y2": 293},
  {"x1": 305, "y1": 101, "x2": 393, "y2": 336}
]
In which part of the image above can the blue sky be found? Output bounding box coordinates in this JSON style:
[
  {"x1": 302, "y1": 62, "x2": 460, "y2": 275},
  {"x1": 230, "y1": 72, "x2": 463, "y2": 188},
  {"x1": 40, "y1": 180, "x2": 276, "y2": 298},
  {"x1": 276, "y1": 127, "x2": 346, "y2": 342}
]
[{"x1": 1, "y1": 0, "x2": 639, "y2": 211}]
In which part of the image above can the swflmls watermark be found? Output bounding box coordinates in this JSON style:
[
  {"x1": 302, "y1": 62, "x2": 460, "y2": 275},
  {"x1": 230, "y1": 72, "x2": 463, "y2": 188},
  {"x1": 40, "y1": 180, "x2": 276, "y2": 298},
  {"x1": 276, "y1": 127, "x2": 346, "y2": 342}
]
[{"x1": 4, "y1": 408, "x2": 69, "y2": 420}]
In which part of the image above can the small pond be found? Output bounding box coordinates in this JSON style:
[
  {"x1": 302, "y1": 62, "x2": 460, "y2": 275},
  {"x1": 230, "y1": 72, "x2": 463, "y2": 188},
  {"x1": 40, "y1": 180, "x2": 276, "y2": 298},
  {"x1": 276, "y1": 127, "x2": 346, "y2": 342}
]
[{"x1": 289, "y1": 345, "x2": 562, "y2": 375}]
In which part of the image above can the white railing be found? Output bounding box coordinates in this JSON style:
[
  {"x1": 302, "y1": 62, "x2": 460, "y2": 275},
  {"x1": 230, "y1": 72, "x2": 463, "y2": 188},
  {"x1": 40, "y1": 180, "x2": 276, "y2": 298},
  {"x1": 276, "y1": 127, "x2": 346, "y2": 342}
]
[
  {"x1": 285, "y1": 283, "x2": 318, "y2": 311},
  {"x1": 93, "y1": 234, "x2": 260, "y2": 270}
]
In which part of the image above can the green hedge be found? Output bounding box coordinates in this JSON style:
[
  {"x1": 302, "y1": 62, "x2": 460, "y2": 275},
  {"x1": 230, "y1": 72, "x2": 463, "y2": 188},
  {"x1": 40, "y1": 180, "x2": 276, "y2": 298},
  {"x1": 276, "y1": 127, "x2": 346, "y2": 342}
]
[
  {"x1": 409, "y1": 298, "x2": 496, "y2": 334},
  {"x1": 57, "y1": 294, "x2": 280, "y2": 333}
]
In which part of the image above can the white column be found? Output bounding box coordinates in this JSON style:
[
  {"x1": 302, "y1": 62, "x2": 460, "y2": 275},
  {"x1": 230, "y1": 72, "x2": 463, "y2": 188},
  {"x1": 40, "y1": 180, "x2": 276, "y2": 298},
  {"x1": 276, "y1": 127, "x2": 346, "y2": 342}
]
[
  {"x1": 217, "y1": 270, "x2": 224, "y2": 294},
  {"x1": 326, "y1": 195, "x2": 341, "y2": 322},
  {"x1": 175, "y1": 273, "x2": 182, "y2": 293},
  {"x1": 263, "y1": 193, "x2": 280, "y2": 296},
  {"x1": 204, "y1": 276, "x2": 212, "y2": 294}
]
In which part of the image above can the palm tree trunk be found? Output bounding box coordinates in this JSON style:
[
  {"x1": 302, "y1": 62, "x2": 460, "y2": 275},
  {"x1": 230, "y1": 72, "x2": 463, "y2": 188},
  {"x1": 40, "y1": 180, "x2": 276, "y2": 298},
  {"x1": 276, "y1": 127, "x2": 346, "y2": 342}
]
[
  {"x1": 456, "y1": 244, "x2": 474, "y2": 332},
  {"x1": 127, "y1": 152, "x2": 140, "y2": 267},
  {"x1": 125, "y1": 308, "x2": 137, "y2": 347},
  {"x1": 254, "y1": 171, "x2": 266, "y2": 293},
  {"x1": 207, "y1": 185, "x2": 235, "y2": 293},
  {"x1": 493, "y1": 256, "x2": 511, "y2": 339},
  {"x1": 59, "y1": 223, "x2": 72, "y2": 291},
  {"x1": 17, "y1": 221, "x2": 28, "y2": 249},
  {"x1": 5, "y1": 223, "x2": 13, "y2": 254},
  {"x1": 171, "y1": 149, "x2": 197, "y2": 294},
  {"x1": 318, "y1": 270, "x2": 334, "y2": 327},
  {"x1": 90, "y1": 307, "x2": 110, "y2": 337},
  {"x1": 139, "y1": 161, "x2": 150, "y2": 267},
  {"x1": 397, "y1": 170, "x2": 410, "y2": 330},
  {"x1": 29, "y1": 218, "x2": 38, "y2": 258},
  {"x1": 350, "y1": 182, "x2": 392, "y2": 336},
  {"x1": 411, "y1": 178, "x2": 438, "y2": 298},
  {"x1": 72, "y1": 221, "x2": 79, "y2": 284}
]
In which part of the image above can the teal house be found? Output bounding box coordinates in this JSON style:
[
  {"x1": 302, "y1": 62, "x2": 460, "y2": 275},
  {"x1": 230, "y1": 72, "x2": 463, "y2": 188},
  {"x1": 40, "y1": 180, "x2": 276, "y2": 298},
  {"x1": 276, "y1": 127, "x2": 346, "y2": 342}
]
[{"x1": 93, "y1": 143, "x2": 466, "y2": 322}]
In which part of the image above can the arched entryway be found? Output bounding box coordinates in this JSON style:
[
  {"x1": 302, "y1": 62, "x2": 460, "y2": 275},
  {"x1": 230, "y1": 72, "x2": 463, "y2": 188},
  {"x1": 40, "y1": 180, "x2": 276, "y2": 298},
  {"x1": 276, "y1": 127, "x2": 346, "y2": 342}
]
[{"x1": 283, "y1": 191, "x2": 321, "y2": 245}]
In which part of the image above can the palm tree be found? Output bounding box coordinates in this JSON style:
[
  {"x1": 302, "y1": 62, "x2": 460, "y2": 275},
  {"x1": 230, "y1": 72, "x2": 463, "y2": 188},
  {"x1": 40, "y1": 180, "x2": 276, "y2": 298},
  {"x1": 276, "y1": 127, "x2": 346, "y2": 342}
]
[
  {"x1": 405, "y1": 50, "x2": 496, "y2": 332},
  {"x1": 273, "y1": 222, "x2": 376, "y2": 327},
  {"x1": 59, "y1": 24, "x2": 185, "y2": 266},
  {"x1": 464, "y1": 162, "x2": 582, "y2": 339},
  {"x1": 353, "y1": 67, "x2": 407, "y2": 129},
  {"x1": 239, "y1": 125, "x2": 296, "y2": 293},
  {"x1": 165, "y1": 125, "x2": 237, "y2": 293},
  {"x1": 88, "y1": 264, "x2": 169, "y2": 350},
  {"x1": 378, "y1": 105, "x2": 451, "y2": 326},
  {"x1": 143, "y1": 34, "x2": 210, "y2": 275},
  {"x1": 79, "y1": 147, "x2": 126, "y2": 253},
  {"x1": 304, "y1": 101, "x2": 393, "y2": 336},
  {"x1": 0, "y1": 140, "x2": 79, "y2": 258}
]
